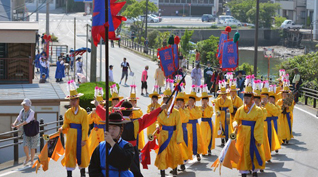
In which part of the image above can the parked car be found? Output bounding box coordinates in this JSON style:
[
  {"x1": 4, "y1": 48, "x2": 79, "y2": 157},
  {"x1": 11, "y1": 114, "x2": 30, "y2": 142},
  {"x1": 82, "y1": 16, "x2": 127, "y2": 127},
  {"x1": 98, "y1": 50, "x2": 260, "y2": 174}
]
[
  {"x1": 150, "y1": 14, "x2": 162, "y2": 22},
  {"x1": 125, "y1": 17, "x2": 141, "y2": 24},
  {"x1": 280, "y1": 20, "x2": 303, "y2": 29},
  {"x1": 201, "y1": 14, "x2": 216, "y2": 22},
  {"x1": 223, "y1": 19, "x2": 242, "y2": 27},
  {"x1": 218, "y1": 15, "x2": 235, "y2": 24},
  {"x1": 241, "y1": 22, "x2": 255, "y2": 27},
  {"x1": 140, "y1": 15, "x2": 159, "y2": 23}
]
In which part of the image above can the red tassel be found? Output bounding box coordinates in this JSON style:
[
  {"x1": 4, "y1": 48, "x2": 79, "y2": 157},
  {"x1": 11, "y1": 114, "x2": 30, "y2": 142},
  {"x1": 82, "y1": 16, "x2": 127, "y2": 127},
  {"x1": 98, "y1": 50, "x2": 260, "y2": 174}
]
[{"x1": 225, "y1": 26, "x2": 232, "y2": 33}]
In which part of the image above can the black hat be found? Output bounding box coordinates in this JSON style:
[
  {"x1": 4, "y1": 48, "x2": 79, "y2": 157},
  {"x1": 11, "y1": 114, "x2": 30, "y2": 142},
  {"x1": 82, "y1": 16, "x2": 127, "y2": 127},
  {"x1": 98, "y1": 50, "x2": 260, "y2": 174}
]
[
  {"x1": 76, "y1": 57, "x2": 81, "y2": 61},
  {"x1": 120, "y1": 101, "x2": 139, "y2": 116},
  {"x1": 100, "y1": 112, "x2": 130, "y2": 125}
]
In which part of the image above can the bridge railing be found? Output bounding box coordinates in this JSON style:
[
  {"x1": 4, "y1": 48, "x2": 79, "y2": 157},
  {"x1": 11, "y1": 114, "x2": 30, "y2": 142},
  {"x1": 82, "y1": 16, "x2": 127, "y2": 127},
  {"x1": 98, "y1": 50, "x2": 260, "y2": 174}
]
[
  {"x1": 299, "y1": 87, "x2": 318, "y2": 108},
  {"x1": 0, "y1": 116, "x2": 64, "y2": 165}
]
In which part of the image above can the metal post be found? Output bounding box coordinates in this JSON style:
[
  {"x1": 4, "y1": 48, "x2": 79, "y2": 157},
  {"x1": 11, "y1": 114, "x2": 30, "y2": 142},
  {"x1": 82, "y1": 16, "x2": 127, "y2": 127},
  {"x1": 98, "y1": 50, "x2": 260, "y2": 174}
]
[
  {"x1": 86, "y1": 24, "x2": 89, "y2": 82},
  {"x1": 46, "y1": 0, "x2": 50, "y2": 35},
  {"x1": 59, "y1": 115, "x2": 64, "y2": 147},
  {"x1": 144, "y1": 0, "x2": 149, "y2": 53},
  {"x1": 314, "y1": 0, "x2": 318, "y2": 39},
  {"x1": 74, "y1": 17, "x2": 77, "y2": 81},
  {"x1": 66, "y1": 0, "x2": 68, "y2": 14},
  {"x1": 13, "y1": 127, "x2": 18, "y2": 165},
  {"x1": 183, "y1": 4, "x2": 184, "y2": 16},
  {"x1": 104, "y1": 0, "x2": 110, "y2": 176},
  {"x1": 36, "y1": 0, "x2": 39, "y2": 21},
  {"x1": 253, "y1": 0, "x2": 260, "y2": 77},
  {"x1": 40, "y1": 119, "x2": 44, "y2": 150},
  {"x1": 100, "y1": 39, "x2": 102, "y2": 81}
]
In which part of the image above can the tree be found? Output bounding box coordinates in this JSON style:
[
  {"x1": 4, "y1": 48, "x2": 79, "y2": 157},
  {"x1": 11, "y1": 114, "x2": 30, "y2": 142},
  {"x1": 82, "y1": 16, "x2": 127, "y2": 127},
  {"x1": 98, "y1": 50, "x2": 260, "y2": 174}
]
[
  {"x1": 227, "y1": 0, "x2": 255, "y2": 22},
  {"x1": 118, "y1": 0, "x2": 137, "y2": 14},
  {"x1": 274, "y1": 16, "x2": 287, "y2": 28},
  {"x1": 246, "y1": 2, "x2": 280, "y2": 28},
  {"x1": 155, "y1": 31, "x2": 170, "y2": 48},
  {"x1": 180, "y1": 30, "x2": 194, "y2": 57},
  {"x1": 196, "y1": 35, "x2": 219, "y2": 65},
  {"x1": 147, "y1": 30, "x2": 160, "y2": 48}
]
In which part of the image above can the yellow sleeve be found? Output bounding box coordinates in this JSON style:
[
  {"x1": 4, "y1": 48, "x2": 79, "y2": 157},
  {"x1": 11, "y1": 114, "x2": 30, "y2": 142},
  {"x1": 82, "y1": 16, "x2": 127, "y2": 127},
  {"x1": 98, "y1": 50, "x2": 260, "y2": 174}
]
[
  {"x1": 190, "y1": 106, "x2": 202, "y2": 119},
  {"x1": 214, "y1": 98, "x2": 220, "y2": 114},
  {"x1": 254, "y1": 108, "x2": 264, "y2": 144},
  {"x1": 82, "y1": 110, "x2": 89, "y2": 141},
  {"x1": 233, "y1": 108, "x2": 241, "y2": 126},
  {"x1": 236, "y1": 97, "x2": 243, "y2": 108},
  {"x1": 133, "y1": 120, "x2": 140, "y2": 139},
  {"x1": 87, "y1": 112, "x2": 95, "y2": 125},
  {"x1": 204, "y1": 106, "x2": 213, "y2": 117},
  {"x1": 275, "y1": 105, "x2": 281, "y2": 117},
  {"x1": 228, "y1": 99, "x2": 234, "y2": 113},
  {"x1": 62, "y1": 111, "x2": 70, "y2": 131},
  {"x1": 133, "y1": 110, "x2": 143, "y2": 118},
  {"x1": 175, "y1": 110, "x2": 183, "y2": 144},
  {"x1": 266, "y1": 103, "x2": 279, "y2": 116}
]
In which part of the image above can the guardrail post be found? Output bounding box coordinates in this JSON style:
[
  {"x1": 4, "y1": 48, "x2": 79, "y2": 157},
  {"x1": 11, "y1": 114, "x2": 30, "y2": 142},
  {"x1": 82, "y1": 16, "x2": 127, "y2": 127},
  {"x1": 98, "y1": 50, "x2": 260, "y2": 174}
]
[
  {"x1": 192, "y1": 60, "x2": 194, "y2": 69},
  {"x1": 59, "y1": 115, "x2": 65, "y2": 147},
  {"x1": 40, "y1": 119, "x2": 44, "y2": 150},
  {"x1": 314, "y1": 99, "x2": 316, "y2": 108},
  {"x1": 13, "y1": 127, "x2": 18, "y2": 165},
  {"x1": 305, "y1": 95, "x2": 308, "y2": 105},
  {"x1": 187, "y1": 59, "x2": 189, "y2": 69}
]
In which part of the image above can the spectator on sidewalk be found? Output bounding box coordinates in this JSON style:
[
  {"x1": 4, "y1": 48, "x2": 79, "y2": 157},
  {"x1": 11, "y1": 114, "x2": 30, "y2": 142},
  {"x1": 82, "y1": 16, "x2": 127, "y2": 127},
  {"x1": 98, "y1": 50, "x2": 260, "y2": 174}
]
[
  {"x1": 119, "y1": 58, "x2": 131, "y2": 86},
  {"x1": 12, "y1": 98, "x2": 39, "y2": 166},
  {"x1": 76, "y1": 57, "x2": 83, "y2": 82},
  {"x1": 191, "y1": 64, "x2": 202, "y2": 87},
  {"x1": 69, "y1": 49, "x2": 75, "y2": 71},
  {"x1": 64, "y1": 54, "x2": 71, "y2": 76},
  {"x1": 195, "y1": 50, "x2": 200, "y2": 65},
  {"x1": 55, "y1": 56, "x2": 65, "y2": 82},
  {"x1": 41, "y1": 33, "x2": 45, "y2": 45},
  {"x1": 236, "y1": 71, "x2": 245, "y2": 99},
  {"x1": 34, "y1": 51, "x2": 41, "y2": 73},
  {"x1": 155, "y1": 64, "x2": 165, "y2": 93},
  {"x1": 109, "y1": 65, "x2": 114, "y2": 82},
  {"x1": 141, "y1": 66, "x2": 149, "y2": 96},
  {"x1": 111, "y1": 40, "x2": 114, "y2": 48},
  {"x1": 292, "y1": 67, "x2": 301, "y2": 103},
  {"x1": 204, "y1": 62, "x2": 213, "y2": 91}
]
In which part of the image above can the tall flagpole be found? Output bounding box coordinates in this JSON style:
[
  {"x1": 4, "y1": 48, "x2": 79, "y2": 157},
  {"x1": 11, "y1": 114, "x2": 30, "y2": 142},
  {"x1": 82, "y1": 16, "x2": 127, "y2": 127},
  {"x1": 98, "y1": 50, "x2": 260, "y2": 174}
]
[{"x1": 104, "y1": 0, "x2": 110, "y2": 176}]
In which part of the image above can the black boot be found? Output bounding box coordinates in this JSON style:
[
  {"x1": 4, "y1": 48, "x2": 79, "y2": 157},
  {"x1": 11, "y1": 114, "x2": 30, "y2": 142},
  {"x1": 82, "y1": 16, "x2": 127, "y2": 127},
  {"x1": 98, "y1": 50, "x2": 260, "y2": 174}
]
[
  {"x1": 241, "y1": 174, "x2": 247, "y2": 177},
  {"x1": 179, "y1": 164, "x2": 185, "y2": 171},
  {"x1": 252, "y1": 172, "x2": 258, "y2": 177},
  {"x1": 221, "y1": 138, "x2": 225, "y2": 146},
  {"x1": 67, "y1": 171, "x2": 72, "y2": 177},
  {"x1": 267, "y1": 160, "x2": 271, "y2": 163},
  {"x1": 197, "y1": 154, "x2": 201, "y2": 162},
  {"x1": 172, "y1": 168, "x2": 177, "y2": 177},
  {"x1": 260, "y1": 169, "x2": 264, "y2": 172},
  {"x1": 80, "y1": 168, "x2": 86, "y2": 177},
  {"x1": 275, "y1": 150, "x2": 279, "y2": 153},
  {"x1": 160, "y1": 170, "x2": 165, "y2": 177},
  {"x1": 208, "y1": 150, "x2": 212, "y2": 156}
]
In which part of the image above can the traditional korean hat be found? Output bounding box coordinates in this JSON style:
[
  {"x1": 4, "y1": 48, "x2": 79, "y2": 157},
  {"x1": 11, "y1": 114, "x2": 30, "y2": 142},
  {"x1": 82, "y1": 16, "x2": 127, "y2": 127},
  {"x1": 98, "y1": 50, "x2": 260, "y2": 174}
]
[
  {"x1": 109, "y1": 84, "x2": 124, "y2": 101},
  {"x1": 187, "y1": 85, "x2": 201, "y2": 101},
  {"x1": 277, "y1": 69, "x2": 286, "y2": 81},
  {"x1": 261, "y1": 80, "x2": 270, "y2": 95},
  {"x1": 100, "y1": 112, "x2": 130, "y2": 125},
  {"x1": 91, "y1": 86, "x2": 106, "y2": 105},
  {"x1": 241, "y1": 75, "x2": 254, "y2": 95},
  {"x1": 225, "y1": 72, "x2": 234, "y2": 84},
  {"x1": 217, "y1": 80, "x2": 227, "y2": 95},
  {"x1": 65, "y1": 80, "x2": 84, "y2": 99},
  {"x1": 269, "y1": 85, "x2": 277, "y2": 99},
  {"x1": 200, "y1": 84, "x2": 212, "y2": 99},
  {"x1": 227, "y1": 78, "x2": 240, "y2": 92},
  {"x1": 253, "y1": 79, "x2": 264, "y2": 98},
  {"x1": 149, "y1": 85, "x2": 161, "y2": 99},
  {"x1": 128, "y1": 85, "x2": 139, "y2": 101},
  {"x1": 162, "y1": 78, "x2": 174, "y2": 98},
  {"x1": 176, "y1": 83, "x2": 188, "y2": 101},
  {"x1": 282, "y1": 79, "x2": 291, "y2": 93}
]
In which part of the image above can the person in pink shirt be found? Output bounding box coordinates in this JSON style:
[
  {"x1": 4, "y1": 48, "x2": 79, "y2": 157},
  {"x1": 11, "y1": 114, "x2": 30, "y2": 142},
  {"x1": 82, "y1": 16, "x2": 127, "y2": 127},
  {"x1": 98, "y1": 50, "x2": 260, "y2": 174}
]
[{"x1": 141, "y1": 66, "x2": 149, "y2": 96}]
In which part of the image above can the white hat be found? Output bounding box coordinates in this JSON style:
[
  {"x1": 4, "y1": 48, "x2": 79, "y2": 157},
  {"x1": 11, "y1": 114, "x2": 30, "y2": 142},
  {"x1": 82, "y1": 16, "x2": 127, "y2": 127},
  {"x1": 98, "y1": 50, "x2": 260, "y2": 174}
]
[{"x1": 21, "y1": 98, "x2": 32, "y2": 107}]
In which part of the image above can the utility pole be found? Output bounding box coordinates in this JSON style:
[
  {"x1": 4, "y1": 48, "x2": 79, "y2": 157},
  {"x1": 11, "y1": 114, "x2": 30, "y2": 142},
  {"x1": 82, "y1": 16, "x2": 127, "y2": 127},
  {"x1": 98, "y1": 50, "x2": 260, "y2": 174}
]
[
  {"x1": 253, "y1": 0, "x2": 260, "y2": 77},
  {"x1": 66, "y1": 0, "x2": 68, "y2": 14},
  {"x1": 144, "y1": 0, "x2": 149, "y2": 53},
  {"x1": 314, "y1": 0, "x2": 318, "y2": 39},
  {"x1": 73, "y1": 17, "x2": 76, "y2": 80},
  {"x1": 100, "y1": 39, "x2": 102, "y2": 81},
  {"x1": 86, "y1": 24, "x2": 89, "y2": 82},
  {"x1": 36, "y1": 0, "x2": 39, "y2": 21},
  {"x1": 46, "y1": 0, "x2": 50, "y2": 35}
]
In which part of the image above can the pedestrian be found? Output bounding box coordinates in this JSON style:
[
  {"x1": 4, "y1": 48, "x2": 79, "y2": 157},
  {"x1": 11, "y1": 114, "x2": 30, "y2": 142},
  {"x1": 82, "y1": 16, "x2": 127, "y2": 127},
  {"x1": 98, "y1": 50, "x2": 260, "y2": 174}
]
[
  {"x1": 76, "y1": 57, "x2": 83, "y2": 83},
  {"x1": 195, "y1": 50, "x2": 200, "y2": 65},
  {"x1": 292, "y1": 67, "x2": 301, "y2": 103},
  {"x1": 155, "y1": 64, "x2": 165, "y2": 93},
  {"x1": 118, "y1": 33, "x2": 121, "y2": 48},
  {"x1": 191, "y1": 64, "x2": 202, "y2": 87},
  {"x1": 141, "y1": 65, "x2": 149, "y2": 96},
  {"x1": 34, "y1": 51, "x2": 41, "y2": 73},
  {"x1": 69, "y1": 49, "x2": 75, "y2": 71},
  {"x1": 59, "y1": 81, "x2": 89, "y2": 177},
  {"x1": 11, "y1": 98, "x2": 39, "y2": 166},
  {"x1": 36, "y1": 33, "x2": 40, "y2": 48},
  {"x1": 88, "y1": 112, "x2": 134, "y2": 177},
  {"x1": 236, "y1": 71, "x2": 245, "y2": 99},
  {"x1": 40, "y1": 57, "x2": 50, "y2": 79},
  {"x1": 176, "y1": 10, "x2": 179, "y2": 16},
  {"x1": 204, "y1": 62, "x2": 213, "y2": 91},
  {"x1": 232, "y1": 78, "x2": 265, "y2": 177},
  {"x1": 55, "y1": 56, "x2": 65, "y2": 82},
  {"x1": 111, "y1": 40, "x2": 114, "y2": 48},
  {"x1": 41, "y1": 33, "x2": 45, "y2": 45},
  {"x1": 64, "y1": 54, "x2": 71, "y2": 76},
  {"x1": 211, "y1": 68, "x2": 223, "y2": 97},
  {"x1": 109, "y1": 65, "x2": 114, "y2": 82},
  {"x1": 119, "y1": 58, "x2": 132, "y2": 86}
]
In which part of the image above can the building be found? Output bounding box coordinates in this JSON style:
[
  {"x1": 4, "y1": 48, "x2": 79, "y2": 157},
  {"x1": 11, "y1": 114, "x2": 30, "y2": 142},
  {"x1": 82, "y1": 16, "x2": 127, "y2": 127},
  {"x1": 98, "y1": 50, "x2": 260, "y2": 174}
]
[
  {"x1": 25, "y1": 0, "x2": 66, "y2": 12},
  {"x1": 0, "y1": 22, "x2": 38, "y2": 84},
  {"x1": 276, "y1": 0, "x2": 307, "y2": 25},
  {"x1": 0, "y1": 0, "x2": 27, "y2": 21}
]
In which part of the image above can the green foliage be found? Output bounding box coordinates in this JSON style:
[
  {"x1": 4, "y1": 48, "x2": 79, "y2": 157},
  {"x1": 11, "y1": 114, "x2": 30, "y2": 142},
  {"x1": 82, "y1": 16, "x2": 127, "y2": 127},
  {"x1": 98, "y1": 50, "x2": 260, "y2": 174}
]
[
  {"x1": 51, "y1": 34, "x2": 58, "y2": 42},
  {"x1": 155, "y1": 31, "x2": 171, "y2": 48},
  {"x1": 147, "y1": 30, "x2": 160, "y2": 48},
  {"x1": 280, "y1": 52, "x2": 318, "y2": 89},
  {"x1": 210, "y1": 25, "x2": 218, "y2": 29},
  {"x1": 237, "y1": 63, "x2": 255, "y2": 75},
  {"x1": 274, "y1": 16, "x2": 287, "y2": 28},
  {"x1": 180, "y1": 30, "x2": 194, "y2": 56},
  {"x1": 227, "y1": 0, "x2": 255, "y2": 22},
  {"x1": 118, "y1": 0, "x2": 137, "y2": 13},
  {"x1": 77, "y1": 82, "x2": 120, "y2": 109},
  {"x1": 135, "y1": 36, "x2": 145, "y2": 43},
  {"x1": 122, "y1": 0, "x2": 158, "y2": 18},
  {"x1": 196, "y1": 35, "x2": 219, "y2": 65}
]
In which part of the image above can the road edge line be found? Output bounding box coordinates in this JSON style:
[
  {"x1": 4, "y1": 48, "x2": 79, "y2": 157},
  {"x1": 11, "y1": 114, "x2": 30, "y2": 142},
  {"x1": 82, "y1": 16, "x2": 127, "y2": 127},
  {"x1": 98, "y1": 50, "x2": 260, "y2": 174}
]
[{"x1": 294, "y1": 106, "x2": 317, "y2": 119}]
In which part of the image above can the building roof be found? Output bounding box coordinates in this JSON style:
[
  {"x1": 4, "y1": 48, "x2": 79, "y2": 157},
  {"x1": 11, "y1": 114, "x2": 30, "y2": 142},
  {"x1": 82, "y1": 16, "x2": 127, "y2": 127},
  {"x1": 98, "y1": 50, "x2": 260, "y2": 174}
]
[{"x1": 0, "y1": 21, "x2": 39, "y2": 31}]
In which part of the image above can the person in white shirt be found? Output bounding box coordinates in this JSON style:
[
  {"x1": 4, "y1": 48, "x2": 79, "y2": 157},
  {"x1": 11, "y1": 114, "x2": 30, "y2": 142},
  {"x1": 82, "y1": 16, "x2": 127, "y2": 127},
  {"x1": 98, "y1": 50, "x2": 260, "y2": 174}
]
[
  {"x1": 40, "y1": 57, "x2": 50, "y2": 79},
  {"x1": 109, "y1": 65, "x2": 114, "y2": 82},
  {"x1": 76, "y1": 57, "x2": 83, "y2": 82}
]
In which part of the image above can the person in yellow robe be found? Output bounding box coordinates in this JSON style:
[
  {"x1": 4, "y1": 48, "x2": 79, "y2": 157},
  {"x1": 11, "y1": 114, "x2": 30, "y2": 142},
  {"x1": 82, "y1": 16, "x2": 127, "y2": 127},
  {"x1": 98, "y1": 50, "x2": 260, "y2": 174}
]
[
  {"x1": 199, "y1": 84, "x2": 214, "y2": 156},
  {"x1": 261, "y1": 83, "x2": 281, "y2": 158},
  {"x1": 269, "y1": 85, "x2": 282, "y2": 152},
  {"x1": 214, "y1": 80, "x2": 233, "y2": 145},
  {"x1": 232, "y1": 79, "x2": 265, "y2": 177},
  {"x1": 155, "y1": 88, "x2": 183, "y2": 177},
  {"x1": 128, "y1": 86, "x2": 145, "y2": 150},
  {"x1": 147, "y1": 85, "x2": 162, "y2": 136},
  {"x1": 228, "y1": 79, "x2": 243, "y2": 133},
  {"x1": 276, "y1": 81, "x2": 294, "y2": 144},
  {"x1": 59, "y1": 82, "x2": 89, "y2": 177},
  {"x1": 187, "y1": 86, "x2": 206, "y2": 162},
  {"x1": 87, "y1": 88, "x2": 106, "y2": 157},
  {"x1": 175, "y1": 91, "x2": 192, "y2": 171}
]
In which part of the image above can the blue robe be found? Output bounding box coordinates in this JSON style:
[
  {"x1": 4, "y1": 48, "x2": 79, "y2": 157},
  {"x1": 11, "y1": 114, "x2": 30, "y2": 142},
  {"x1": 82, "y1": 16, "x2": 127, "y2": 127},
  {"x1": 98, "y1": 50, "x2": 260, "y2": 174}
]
[
  {"x1": 40, "y1": 61, "x2": 49, "y2": 79},
  {"x1": 34, "y1": 54, "x2": 41, "y2": 69},
  {"x1": 55, "y1": 61, "x2": 65, "y2": 79}
]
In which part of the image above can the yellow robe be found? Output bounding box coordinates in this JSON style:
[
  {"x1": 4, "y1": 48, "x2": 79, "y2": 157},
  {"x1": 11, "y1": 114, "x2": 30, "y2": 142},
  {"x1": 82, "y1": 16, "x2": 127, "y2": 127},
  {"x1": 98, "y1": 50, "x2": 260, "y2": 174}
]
[
  {"x1": 131, "y1": 109, "x2": 145, "y2": 150},
  {"x1": 178, "y1": 108, "x2": 193, "y2": 161},
  {"x1": 264, "y1": 103, "x2": 281, "y2": 152},
  {"x1": 276, "y1": 99, "x2": 294, "y2": 141},
  {"x1": 87, "y1": 111, "x2": 105, "y2": 157},
  {"x1": 199, "y1": 105, "x2": 215, "y2": 153},
  {"x1": 61, "y1": 107, "x2": 89, "y2": 168},
  {"x1": 230, "y1": 95, "x2": 243, "y2": 133},
  {"x1": 260, "y1": 106, "x2": 271, "y2": 162},
  {"x1": 214, "y1": 97, "x2": 233, "y2": 139},
  {"x1": 155, "y1": 109, "x2": 183, "y2": 170},
  {"x1": 187, "y1": 106, "x2": 207, "y2": 155},
  {"x1": 147, "y1": 102, "x2": 161, "y2": 135},
  {"x1": 232, "y1": 104, "x2": 265, "y2": 171}
]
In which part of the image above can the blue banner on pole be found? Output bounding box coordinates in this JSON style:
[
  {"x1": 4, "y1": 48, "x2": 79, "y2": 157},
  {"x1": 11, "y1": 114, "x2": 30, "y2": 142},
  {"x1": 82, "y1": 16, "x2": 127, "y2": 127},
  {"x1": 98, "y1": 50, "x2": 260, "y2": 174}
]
[
  {"x1": 173, "y1": 44, "x2": 179, "y2": 70},
  {"x1": 158, "y1": 47, "x2": 176, "y2": 77},
  {"x1": 221, "y1": 40, "x2": 238, "y2": 70},
  {"x1": 217, "y1": 31, "x2": 228, "y2": 59}
]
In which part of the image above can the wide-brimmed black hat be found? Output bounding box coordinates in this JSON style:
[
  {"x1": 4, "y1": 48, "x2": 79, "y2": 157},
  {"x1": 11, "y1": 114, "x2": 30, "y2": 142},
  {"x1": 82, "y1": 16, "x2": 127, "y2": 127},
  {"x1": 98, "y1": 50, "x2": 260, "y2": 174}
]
[{"x1": 100, "y1": 112, "x2": 130, "y2": 125}]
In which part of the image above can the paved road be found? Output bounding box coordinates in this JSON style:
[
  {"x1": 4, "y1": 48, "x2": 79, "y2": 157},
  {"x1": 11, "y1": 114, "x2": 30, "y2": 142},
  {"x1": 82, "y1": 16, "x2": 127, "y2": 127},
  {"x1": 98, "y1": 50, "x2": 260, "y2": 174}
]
[{"x1": 0, "y1": 13, "x2": 318, "y2": 177}]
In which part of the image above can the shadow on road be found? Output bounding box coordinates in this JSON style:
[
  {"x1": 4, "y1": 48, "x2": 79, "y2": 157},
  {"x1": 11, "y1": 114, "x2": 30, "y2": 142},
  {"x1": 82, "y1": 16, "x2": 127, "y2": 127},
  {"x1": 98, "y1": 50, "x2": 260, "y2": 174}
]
[
  {"x1": 187, "y1": 162, "x2": 211, "y2": 172},
  {"x1": 272, "y1": 154, "x2": 294, "y2": 161},
  {"x1": 283, "y1": 139, "x2": 308, "y2": 151},
  {"x1": 265, "y1": 161, "x2": 292, "y2": 173}
]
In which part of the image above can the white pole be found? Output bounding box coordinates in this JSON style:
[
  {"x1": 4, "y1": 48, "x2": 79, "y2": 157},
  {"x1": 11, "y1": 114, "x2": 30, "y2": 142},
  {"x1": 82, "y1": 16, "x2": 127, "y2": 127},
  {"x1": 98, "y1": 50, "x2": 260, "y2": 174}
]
[
  {"x1": 314, "y1": 0, "x2": 318, "y2": 39},
  {"x1": 100, "y1": 40, "x2": 102, "y2": 81},
  {"x1": 86, "y1": 24, "x2": 88, "y2": 82}
]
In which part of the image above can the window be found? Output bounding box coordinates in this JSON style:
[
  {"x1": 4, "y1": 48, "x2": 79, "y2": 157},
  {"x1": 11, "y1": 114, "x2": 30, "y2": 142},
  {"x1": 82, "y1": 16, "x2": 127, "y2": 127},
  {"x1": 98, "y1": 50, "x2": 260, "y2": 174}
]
[{"x1": 301, "y1": 11, "x2": 306, "y2": 19}]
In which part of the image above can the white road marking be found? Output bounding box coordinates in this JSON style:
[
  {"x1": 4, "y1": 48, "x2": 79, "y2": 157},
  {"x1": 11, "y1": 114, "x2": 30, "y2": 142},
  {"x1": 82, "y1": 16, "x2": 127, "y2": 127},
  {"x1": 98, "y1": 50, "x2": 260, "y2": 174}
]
[{"x1": 294, "y1": 106, "x2": 317, "y2": 119}]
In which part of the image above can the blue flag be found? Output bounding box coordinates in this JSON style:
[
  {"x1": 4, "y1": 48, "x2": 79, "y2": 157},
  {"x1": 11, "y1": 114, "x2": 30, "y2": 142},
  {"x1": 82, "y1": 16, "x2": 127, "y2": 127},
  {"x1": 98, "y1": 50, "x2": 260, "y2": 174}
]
[{"x1": 158, "y1": 47, "x2": 176, "y2": 77}]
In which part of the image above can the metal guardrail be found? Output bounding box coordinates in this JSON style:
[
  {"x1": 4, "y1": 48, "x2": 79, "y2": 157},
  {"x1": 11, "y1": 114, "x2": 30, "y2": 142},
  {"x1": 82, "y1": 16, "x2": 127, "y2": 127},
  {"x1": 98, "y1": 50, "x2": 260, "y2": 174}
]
[
  {"x1": 0, "y1": 116, "x2": 64, "y2": 165},
  {"x1": 299, "y1": 87, "x2": 318, "y2": 108}
]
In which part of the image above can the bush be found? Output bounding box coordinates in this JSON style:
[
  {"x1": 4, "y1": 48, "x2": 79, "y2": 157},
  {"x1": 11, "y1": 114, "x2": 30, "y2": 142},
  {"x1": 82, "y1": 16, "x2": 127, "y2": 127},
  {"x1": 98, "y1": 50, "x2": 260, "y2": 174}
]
[
  {"x1": 196, "y1": 35, "x2": 219, "y2": 65},
  {"x1": 237, "y1": 63, "x2": 255, "y2": 75},
  {"x1": 210, "y1": 25, "x2": 218, "y2": 29},
  {"x1": 77, "y1": 81, "x2": 120, "y2": 109},
  {"x1": 274, "y1": 16, "x2": 286, "y2": 28},
  {"x1": 148, "y1": 30, "x2": 160, "y2": 48}
]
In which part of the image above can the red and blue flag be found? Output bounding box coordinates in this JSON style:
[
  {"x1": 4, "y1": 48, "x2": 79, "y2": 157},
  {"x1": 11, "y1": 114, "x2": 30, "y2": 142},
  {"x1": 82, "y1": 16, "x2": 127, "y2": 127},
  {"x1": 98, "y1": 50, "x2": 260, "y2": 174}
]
[{"x1": 92, "y1": 0, "x2": 126, "y2": 46}]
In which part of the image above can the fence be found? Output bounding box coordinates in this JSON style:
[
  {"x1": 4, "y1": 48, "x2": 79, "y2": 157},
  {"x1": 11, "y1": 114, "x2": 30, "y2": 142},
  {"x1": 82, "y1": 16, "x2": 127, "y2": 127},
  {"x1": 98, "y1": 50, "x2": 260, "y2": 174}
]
[
  {"x1": 49, "y1": 45, "x2": 69, "y2": 64},
  {"x1": 299, "y1": 87, "x2": 318, "y2": 108},
  {"x1": 0, "y1": 116, "x2": 64, "y2": 165}
]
